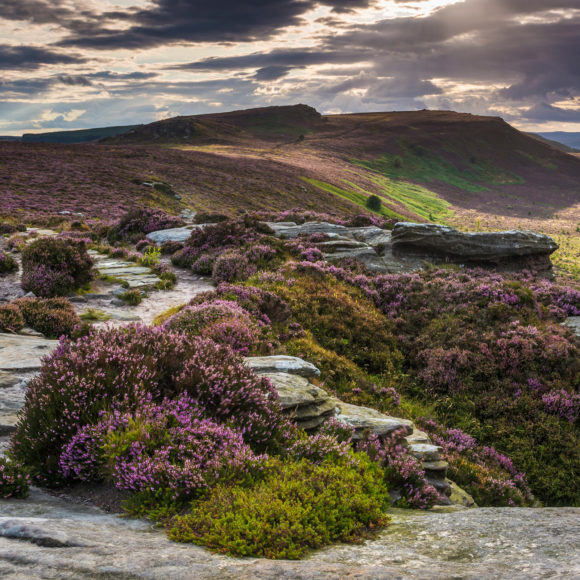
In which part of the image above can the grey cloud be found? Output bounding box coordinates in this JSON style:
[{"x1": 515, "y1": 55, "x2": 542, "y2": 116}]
[{"x1": 0, "y1": 45, "x2": 86, "y2": 70}]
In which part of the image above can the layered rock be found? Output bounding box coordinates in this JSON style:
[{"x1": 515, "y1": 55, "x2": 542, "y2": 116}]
[
  {"x1": 244, "y1": 355, "x2": 321, "y2": 378},
  {"x1": 261, "y1": 373, "x2": 337, "y2": 431},
  {"x1": 391, "y1": 222, "x2": 558, "y2": 275}
]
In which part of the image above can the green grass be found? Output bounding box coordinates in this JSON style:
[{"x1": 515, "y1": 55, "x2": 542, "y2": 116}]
[
  {"x1": 552, "y1": 233, "x2": 580, "y2": 281},
  {"x1": 364, "y1": 173, "x2": 453, "y2": 223},
  {"x1": 353, "y1": 145, "x2": 524, "y2": 194},
  {"x1": 300, "y1": 178, "x2": 404, "y2": 220}
]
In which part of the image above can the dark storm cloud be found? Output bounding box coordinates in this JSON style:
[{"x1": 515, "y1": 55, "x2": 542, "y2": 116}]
[
  {"x1": 255, "y1": 66, "x2": 297, "y2": 81},
  {"x1": 56, "y1": 1, "x2": 376, "y2": 49},
  {"x1": 0, "y1": 45, "x2": 86, "y2": 70}
]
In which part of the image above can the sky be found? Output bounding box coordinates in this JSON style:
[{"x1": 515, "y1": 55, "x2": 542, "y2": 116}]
[{"x1": 0, "y1": 0, "x2": 579, "y2": 135}]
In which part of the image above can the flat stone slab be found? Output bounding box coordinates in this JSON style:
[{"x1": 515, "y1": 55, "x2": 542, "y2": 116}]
[
  {"x1": 0, "y1": 371, "x2": 20, "y2": 389},
  {"x1": 0, "y1": 333, "x2": 58, "y2": 372},
  {"x1": 244, "y1": 356, "x2": 321, "y2": 378},
  {"x1": 344, "y1": 226, "x2": 392, "y2": 247},
  {"x1": 333, "y1": 399, "x2": 413, "y2": 440},
  {"x1": 408, "y1": 443, "x2": 442, "y2": 462}
]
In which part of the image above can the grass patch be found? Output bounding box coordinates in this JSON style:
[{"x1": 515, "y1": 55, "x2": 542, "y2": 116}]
[
  {"x1": 353, "y1": 146, "x2": 524, "y2": 194},
  {"x1": 79, "y1": 308, "x2": 112, "y2": 322},
  {"x1": 300, "y1": 177, "x2": 403, "y2": 219}
]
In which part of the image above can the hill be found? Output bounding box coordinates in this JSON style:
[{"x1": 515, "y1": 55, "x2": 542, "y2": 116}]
[
  {"x1": 21, "y1": 125, "x2": 139, "y2": 144},
  {"x1": 2, "y1": 105, "x2": 580, "y2": 282},
  {"x1": 537, "y1": 132, "x2": 580, "y2": 151}
]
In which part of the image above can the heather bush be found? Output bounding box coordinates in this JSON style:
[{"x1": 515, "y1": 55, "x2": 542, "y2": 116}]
[
  {"x1": 0, "y1": 251, "x2": 18, "y2": 274},
  {"x1": 168, "y1": 455, "x2": 389, "y2": 559},
  {"x1": 60, "y1": 396, "x2": 266, "y2": 500},
  {"x1": 212, "y1": 250, "x2": 257, "y2": 283},
  {"x1": 191, "y1": 254, "x2": 215, "y2": 275},
  {"x1": 0, "y1": 222, "x2": 26, "y2": 235},
  {"x1": 12, "y1": 326, "x2": 287, "y2": 485},
  {"x1": 12, "y1": 297, "x2": 81, "y2": 338},
  {"x1": 264, "y1": 272, "x2": 403, "y2": 375},
  {"x1": 357, "y1": 431, "x2": 440, "y2": 509},
  {"x1": 160, "y1": 240, "x2": 184, "y2": 255},
  {"x1": 418, "y1": 419, "x2": 533, "y2": 507},
  {"x1": 0, "y1": 304, "x2": 25, "y2": 333},
  {"x1": 107, "y1": 208, "x2": 184, "y2": 243},
  {"x1": 0, "y1": 458, "x2": 30, "y2": 499},
  {"x1": 165, "y1": 300, "x2": 266, "y2": 355},
  {"x1": 21, "y1": 238, "x2": 93, "y2": 297},
  {"x1": 135, "y1": 239, "x2": 151, "y2": 252}
]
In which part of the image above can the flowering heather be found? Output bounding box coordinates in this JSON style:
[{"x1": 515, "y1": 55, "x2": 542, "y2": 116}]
[
  {"x1": 0, "y1": 458, "x2": 30, "y2": 499},
  {"x1": 542, "y1": 390, "x2": 580, "y2": 423},
  {"x1": 61, "y1": 395, "x2": 266, "y2": 499},
  {"x1": 286, "y1": 433, "x2": 354, "y2": 465},
  {"x1": 356, "y1": 431, "x2": 440, "y2": 509},
  {"x1": 21, "y1": 238, "x2": 93, "y2": 297},
  {"x1": 165, "y1": 300, "x2": 265, "y2": 355},
  {"x1": 12, "y1": 325, "x2": 287, "y2": 485},
  {"x1": 418, "y1": 419, "x2": 533, "y2": 506},
  {"x1": 0, "y1": 303, "x2": 24, "y2": 333},
  {"x1": 212, "y1": 250, "x2": 257, "y2": 283},
  {"x1": 108, "y1": 208, "x2": 185, "y2": 243}
]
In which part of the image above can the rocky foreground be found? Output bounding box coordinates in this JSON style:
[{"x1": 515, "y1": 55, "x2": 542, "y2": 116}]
[{"x1": 0, "y1": 494, "x2": 578, "y2": 579}]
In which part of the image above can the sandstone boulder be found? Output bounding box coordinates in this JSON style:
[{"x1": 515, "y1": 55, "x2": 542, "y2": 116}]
[{"x1": 391, "y1": 222, "x2": 558, "y2": 273}]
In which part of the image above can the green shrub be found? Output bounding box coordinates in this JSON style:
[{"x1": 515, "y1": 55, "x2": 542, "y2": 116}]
[
  {"x1": 0, "y1": 458, "x2": 30, "y2": 499},
  {"x1": 0, "y1": 304, "x2": 25, "y2": 333},
  {"x1": 13, "y1": 297, "x2": 81, "y2": 338},
  {"x1": 0, "y1": 251, "x2": 18, "y2": 275},
  {"x1": 119, "y1": 289, "x2": 143, "y2": 305},
  {"x1": 168, "y1": 455, "x2": 389, "y2": 559},
  {"x1": 21, "y1": 238, "x2": 93, "y2": 297},
  {"x1": 365, "y1": 195, "x2": 382, "y2": 212},
  {"x1": 140, "y1": 246, "x2": 161, "y2": 267}
]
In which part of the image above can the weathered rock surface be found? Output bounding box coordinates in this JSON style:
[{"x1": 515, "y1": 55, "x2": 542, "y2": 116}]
[
  {"x1": 146, "y1": 225, "x2": 204, "y2": 244},
  {"x1": 563, "y1": 316, "x2": 580, "y2": 338},
  {"x1": 0, "y1": 334, "x2": 58, "y2": 372},
  {"x1": 391, "y1": 222, "x2": 558, "y2": 274},
  {"x1": 0, "y1": 492, "x2": 577, "y2": 579},
  {"x1": 244, "y1": 355, "x2": 321, "y2": 378},
  {"x1": 262, "y1": 372, "x2": 337, "y2": 431},
  {"x1": 332, "y1": 399, "x2": 413, "y2": 440},
  {"x1": 266, "y1": 221, "x2": 349, "y2": 239}
]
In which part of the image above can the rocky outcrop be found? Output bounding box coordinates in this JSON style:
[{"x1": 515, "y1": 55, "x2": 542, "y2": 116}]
[
  {"x1": 391, "y1": 222, "x2": 558, "y2": 275},
  {"x1": 146, "y1": 225, "x2": 205, "y2": 244},
  {"x1": 245, "y1": 355, "x2": 452, "y2": 499},
  {"x1": 261, "y1": 373, "x2": 337, "y2": 430},
  {"x1": 265, "y1": 220, "x2": 558, "y2": 277},
  {"x1": 244, "y1": 355, "x2": 321, "y2": 378},
  {"x1": 1, "y1": 491, "x2": 577, "y2": 579}
]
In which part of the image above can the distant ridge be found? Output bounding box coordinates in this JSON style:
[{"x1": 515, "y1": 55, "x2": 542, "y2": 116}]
[
  {"x1": 536, "y1": 132, "x2": 580, "y2": 151},
  {"x1": 22, "y1": 125, "x2": 139, "y2": 144}
]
